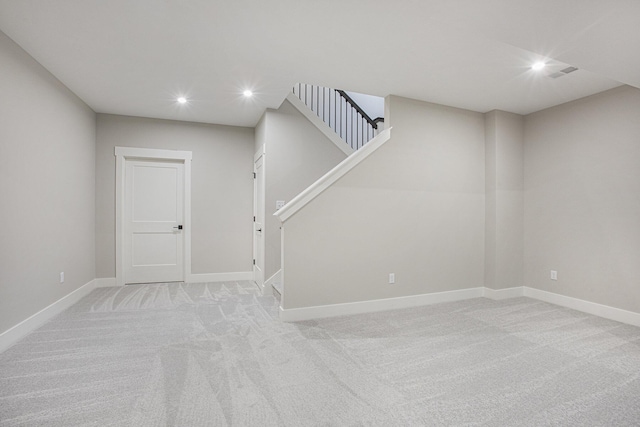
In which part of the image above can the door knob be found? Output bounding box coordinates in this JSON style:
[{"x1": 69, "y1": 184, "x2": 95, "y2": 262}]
[
  {"x1": 257, "y1": 228, "x2": 262, "y2": 232},
  {"x1": 173, "y1": 225, "x2": 183, "y2": 230}
]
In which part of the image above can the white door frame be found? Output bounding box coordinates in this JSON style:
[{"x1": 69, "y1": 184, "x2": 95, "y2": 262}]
[
  {"x1": 115, "y1": 147, "x2": 192, "y2": 286},
  {"x1": 253, "y1": 146, "x2": 266, "y2": 290}
]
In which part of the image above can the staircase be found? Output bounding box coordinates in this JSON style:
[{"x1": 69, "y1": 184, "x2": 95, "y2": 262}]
[{"x1": 292, "y1": 84, "x2": 383, "y2": 151}]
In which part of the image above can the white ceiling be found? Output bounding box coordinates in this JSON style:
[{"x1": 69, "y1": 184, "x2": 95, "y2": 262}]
[{"x1": 0, "y1": 0, "x2": 637, "y2": 127}]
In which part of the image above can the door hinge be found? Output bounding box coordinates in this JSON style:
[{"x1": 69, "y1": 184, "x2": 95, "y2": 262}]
[
  {"x1": 253, "y1": 172, "x2": 256, "y2": 179},
  {"x1": 253, "y1": 216, "x2": 255, "y2": 222},
  {"x1": 253, "y1": 259, "x2": 256, "y2": 265}
]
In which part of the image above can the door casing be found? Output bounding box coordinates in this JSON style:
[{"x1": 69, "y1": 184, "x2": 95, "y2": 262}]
[{"x1": 115, "y1": 147, "x2": 192, "y2": 286}]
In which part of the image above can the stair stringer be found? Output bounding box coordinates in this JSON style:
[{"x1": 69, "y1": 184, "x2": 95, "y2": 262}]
[
  {"x1": 275, "y1": 127, "x2": 392, "y2": 223},
  {"x1": 285, "y1": 92, "x2": 354, "y2": 157}
]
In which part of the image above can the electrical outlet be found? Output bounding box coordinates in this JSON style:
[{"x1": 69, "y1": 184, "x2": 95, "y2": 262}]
[
  {"x1": 276, "y1": 200, "x2": 285, "y2": 210},
  {"x1": 389, "y1": 273, "x2": 395, "y2": 284},
  {"x1": 550, "y1": 270, "x2": 557, "y2": 281},
  {"x1": 60, "y1": 272, "x2": 65, "y2": 283}
]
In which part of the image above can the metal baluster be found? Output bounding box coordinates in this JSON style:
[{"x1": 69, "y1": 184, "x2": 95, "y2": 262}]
[
  {"x1": 353, "y1": 109, "x2": 356, "y2": 150},
  {"x1": 344, "y1": 99, "x2": 347, "y2": 146},
  {"x1": 323, "y1": 88, "x2": 326, "y2": 124},
  {"x1": 325, "y1": 87, "x2": 328, "y2": 124},
  {"x1": 323, "y1": 87, "x2": 325, "y2": 123},
  {"x1": 333, "y1": 89, "x2": 338, "y2": 135},
  {"x1": 326, "y1": 88, "x2": 329, "y2": 129},
  {"x1": 351, "y1": 109, "x2": 354, "y2": 150},
  {"x1": 321, "y1": 87, "x2": 324, "y2": 122},
  {"x1": 363, "y1": 117, "x2": 366, "y2": 147},
  {"x1": 345, "y1": 99, "x2": 349, "y2": 147},
  {"x1": 330, "y1": 89, "x2": 333, "y2": 132},
  {"x1": 366, "y1": 118, "x2": 369, "y2": 143},
  {"x1": 338, "y1": 92, "x2": 344, "y2": 146},
  {"x1": 357, "y1": 115, "x2": 360, "y2": 149},
  {"x1": 348, "y1": 106, "x2": 351, "y2": 148}
]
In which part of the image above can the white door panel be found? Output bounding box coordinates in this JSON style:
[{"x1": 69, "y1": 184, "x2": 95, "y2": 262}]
[
  {"x1": 132, "y1": 233, "x2": 178, "y2": 265},
  {"x1": 124, "y1": 160, "x2": 184, "y2": 284},
  {"x1": 253, "y1": 152, "x2": 265, "y2": 287},
  {"x1": 132, "y1": 165, "x2": 178, "y2": 221}
]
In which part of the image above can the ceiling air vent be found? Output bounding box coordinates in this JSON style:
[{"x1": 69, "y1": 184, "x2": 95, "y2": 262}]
[{"x1": 548, "y1": 66, "x2": 579, "y2": 79}]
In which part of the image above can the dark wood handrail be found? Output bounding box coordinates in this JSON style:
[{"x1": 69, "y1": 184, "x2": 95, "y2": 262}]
[{"x1": 335, "y1": 90, "x2": 378, "y2": 129}]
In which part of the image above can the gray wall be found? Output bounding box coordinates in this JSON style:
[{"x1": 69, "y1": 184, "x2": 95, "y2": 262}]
[
  {"x1": 485, "y1": 110, "x2": 524, "y2": 290},
  {"x1": 0, "y1": 31, "x2": 96, "y2": 334},
  {"x1": 524, "y1": 85, "x2": 640, "y2": 313},
  {"x1": 257, "y1": 100, "x2": 348, "y2": 281},
  {"x1": 95, "y1": 114, "x2": 254, "y2": 277},
  {"x1": 282, "y1": 95, "x2": 485, "y2": 309},
  {"x1": 254, "y1": 111, "x2": 268, "y2": 153}
]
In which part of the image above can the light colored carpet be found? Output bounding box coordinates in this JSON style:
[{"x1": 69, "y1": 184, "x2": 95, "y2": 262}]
[{"x1": 1, "y1": 281, "x2": 639, "y2": 426}]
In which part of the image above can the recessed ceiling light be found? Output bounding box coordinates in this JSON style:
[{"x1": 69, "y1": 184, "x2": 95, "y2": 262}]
[
  {"x1": 531, "y1": 61, "x2": 546, "y2": 71},
  {"x1": 177, "y1": 97, "x2": 187, "y2": 104},
  {"x1": 243, "y1": 90, "x2": 253, "y2": 98}
]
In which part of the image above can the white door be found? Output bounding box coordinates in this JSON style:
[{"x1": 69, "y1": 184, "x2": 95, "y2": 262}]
[
  {"x1": 253, "y1": 151, "x2": 265, "y2": 287},
  {"x1": 124, "y1": 159, "x2": 185, "y2": 284}
]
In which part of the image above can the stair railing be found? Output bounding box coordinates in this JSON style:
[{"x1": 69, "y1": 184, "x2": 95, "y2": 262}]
[{"x1": 292, "y1": 83, "x2": 383, "y2": 151}]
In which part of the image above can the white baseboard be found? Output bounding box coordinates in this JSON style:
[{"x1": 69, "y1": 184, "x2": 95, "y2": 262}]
[
  {"x1": 4, "y1": 280, "x2": 637, "y2": 354},
  {"x1": 0, "y1": 279, "x2": 97, "y2": 353},
  {"x1": 101, "y1": 273, "x2": 255, "y2": 286},
  {"x1": 279, "y1": 285, "x2": 640, "y2": 327},
  {"x1": 94, "y1": 277, "x2": 118, "y2": 287},
  {"x1": 523, "y1": 287, "x2": 640, "y2": 328},
  {"x1": 187, "y1": 272, "x2": 253, "y2": 283},
  {"x1": 280, "y1": 287, "x2": 484, "y2": 322},
  {"x1": 483, "y1": 286, "x2": 524, "y2": 300},
  {"x1": 263, "y1": 270, "x2": 282, "y2": 296}
]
